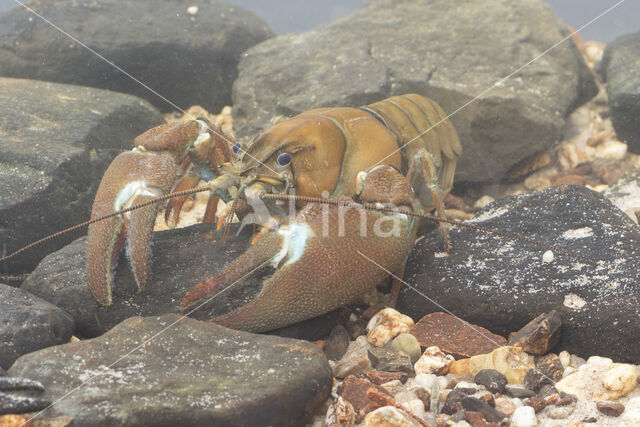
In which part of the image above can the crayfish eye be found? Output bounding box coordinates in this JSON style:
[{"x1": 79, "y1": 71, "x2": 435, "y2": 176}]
[
  {"x1": 276, "y1": 152, "x2": 292, "y2": 169},
  {"x1": 232, "y1": 143, "x2": 242, "y2": 155}
]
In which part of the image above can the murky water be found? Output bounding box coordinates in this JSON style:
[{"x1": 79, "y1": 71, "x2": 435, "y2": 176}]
[{"x1": 1, "y1": 0, "x2": 638, "y2": 42}]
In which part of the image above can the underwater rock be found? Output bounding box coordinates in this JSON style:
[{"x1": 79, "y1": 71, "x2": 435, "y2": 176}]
[
  {"x1": 0, "y1": 78, "x2": 164, "y2": 279},
  {"x1": 232, "y1": 0, "x2": 597, "y2": 182},
  {"x1": 397, "y1": 185, "x2": 640, "y2": 362},
  {"x1": 8, "y1": 314, "x2": 332, "y2": 426},
  {"x1": 0, "y1": 284, "x2": 74, "y2": 370},
  {"x1": 602, "y1": 32, "x2": 640, "y2": 154},
  {"x1": 0, "y1": 0, "x2": 273, "y2": 112}
]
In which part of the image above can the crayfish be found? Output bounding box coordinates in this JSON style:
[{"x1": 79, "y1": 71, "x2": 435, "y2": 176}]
[{"x1": 81, "y1": 94, "x2": 463, "y2": 332}]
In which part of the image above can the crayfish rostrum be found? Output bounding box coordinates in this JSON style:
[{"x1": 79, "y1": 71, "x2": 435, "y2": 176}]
[{"x1": 86, "y1": 94, "x2": 462, "y2": 332}]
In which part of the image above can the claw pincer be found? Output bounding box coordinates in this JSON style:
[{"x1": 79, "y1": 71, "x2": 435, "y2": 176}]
[
  {"x1": 86, "y1": 120, "x2": 232, "y2": 305},
  {"x1": 181, "y1": 166, "x2": 419, "y2": 332}
]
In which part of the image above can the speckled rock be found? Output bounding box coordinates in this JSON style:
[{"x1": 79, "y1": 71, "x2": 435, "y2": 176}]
[
  {"x1": 602, "y1": 32, "x2": 640, "y2": 153},
  {"x1": 0, "y1": 78, "x2": 164, "y2": 281},
  {"x1": 398, "y1": 185, "x2": 640, "y2": 362},
  {"x1": 0, "y1": 284, "x2": 74, "y2": 369},
  {"x1": 556, "y1": 360, "x2": 638, "y2": 401},
  {"x1": 0, "y1": 0, "x2": 273, "y2": 112},
  {"x1": 233, "y1": 0, "x2": 596, "y2": 183},
  {"x1": 8, "y1": 314, "x2": 332, "y2": 426},
  {"x1": 414, "y1": 346, "x2": 454, "y2": 376}
]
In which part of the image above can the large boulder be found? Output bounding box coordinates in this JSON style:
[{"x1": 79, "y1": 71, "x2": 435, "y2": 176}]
[
  {"x1": 0, "y1": 78, "x2": 164, "y2": 281},
  {"x1": 0, "y1": 0, "x2": 273, "y2": 112},
  {"x1": 0, "y1": 284, "x2": 74, "y2": 369},
  {"x1": 397, "y1": 185, "x2": 640, "y2": 362},
  {"x1": 602, "y1": 32, "x2": 640, "y2": 154},
  {"x1": 232, "y1": 0, "x2": 597, "y2": 182},
  {"x1": 8, "y1": 314, "x2": 332, "y2": 426}
]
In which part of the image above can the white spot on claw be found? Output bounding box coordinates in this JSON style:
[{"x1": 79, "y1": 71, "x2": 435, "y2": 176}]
[{"x1": 273, "y1": 223, "x2": 311, "y2": 268}]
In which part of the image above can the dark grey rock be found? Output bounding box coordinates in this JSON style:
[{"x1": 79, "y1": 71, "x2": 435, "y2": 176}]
[
  {"x1": 232, "y1": 0, "x2": 596, "y2": 182},
  {"x1": 442, "y1": 389, "x2": 467, "y2": 415},
  {"x1": 474, "y1": 369, "x2": 507, "y2": 394},
  {"x1": 0, "y1": 369, "x2": 50, "y2": 416},
  {"x1": 602, "y1": 32, "x2": 640, "y2": 153},
  {"x1": 8, "y1": 314, "x2": 332, "y2": 426},
  {"x1": 505, "y1": 385, "x2": 536, "y2": 399},
  {"x1": 0, "y1": 392, "x2": 51, "y2": 416},
  {"x1": 0, "y1": 78, "x2": 164, "y2": 279},
  {"x1": 0, "y1": 0, "x2": 273, "y2": 112},
  {"x1": 460, "y1": 396, "x2": 505, "y2": 423},
  {"x1": 397, "y1": 185, "x2": 640, "y2": 363},
  {"x1": 367, "y1": 347, "x2": 413, "y2": 374},
  {"x1": 0, "y1": 284, "x2": 74, "y2": 369}
]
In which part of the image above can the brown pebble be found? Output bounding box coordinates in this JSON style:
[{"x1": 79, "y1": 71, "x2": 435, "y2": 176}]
[
  {"x1": 504, "y1": 152, "x2": 552, "y2": 182},
  {"x1": 364, "y1": 370, "x2": 409, "y2": 385},
  {"x1": 466, "y1": 410, "x2": 498, "y2": 427},
  {"x1": 551, "y1": 173, "x2": 585, "y2": 186},
  {"x1": 410, "y1": 312, "x2": 506, "y2": 359},
  {"x1": 596, "y1": 401, "x2": 625, "y2": 417},
  {"x1": 526, "y1": 396, "x2": 547, "y2": 413},
  {"x1": 338, "y1": 376, "x2": 390, "y2": 423},
  {"x1": 508, "y1": 310, "x2": 562, "y2": 355},
  {"x1": 415, "y1": 387, "x2": 431, "y2": 408}
]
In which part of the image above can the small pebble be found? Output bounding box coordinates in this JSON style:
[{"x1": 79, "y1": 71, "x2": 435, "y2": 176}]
[
  {"x1": 414, "y1": 346, "x2": 454, "y2": 376},
  {"x1": 325, "y1": 396, "x2": 355, "y2": 426},
  {"x1": 545, "y1": 401, "x2": 575, "y2": 419},
  {"x1": 366, "y1": 308, "x2": 414, "y2": 347},
  {"x1": 362, "y1": 406, "x2": 421, "y2": 427},
  {"x1": 622, "y1": 396, "x2": 640, "y2": 424},
  {"x1": 596, "y1": 401, "x2": 625, "y2": 417},
  {"x1": 474, "y1": 369, "x2": 507, "y2": 394},
  {"x1": 505, "y1": 385, "x2": 536, "y2": 399},
  {"x1": 392, "y1": 333, "x2": 422, "y2": 364},
  {"x1": 511, "y1": 405, "x2": 537, "y2": 427},
  {"x1": 542, "y1": 250, "x2": 554, "y2": 263}
]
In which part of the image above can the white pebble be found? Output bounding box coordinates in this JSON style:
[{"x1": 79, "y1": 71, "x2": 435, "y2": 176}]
[
  {"x1": 414, "y1": 346, "x2": 454, "y2": 376},
  {"x1": 510, "y1": 406, "x2": 537, "y2": 427},
  {"x1": 542, "y1": 250, "x2": 554, "y2": 263},
  {"x1": 558, "y1": 350, "x2": 571, "y2": 368},
  {"x1": 366, "y1": 308, "x2": 414, "y2": 347},
  {"x1": 623, "y1": 397, "x2": 640, "y2": 424},
  {"x1": 587, "y1": 355, "x2": 613, "y2": 367},
  {"x1": 186, "y1": 5, "x2": 198, "y2": 14}
]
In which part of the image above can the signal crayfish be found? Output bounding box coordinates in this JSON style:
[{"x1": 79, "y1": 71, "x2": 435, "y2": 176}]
[{"x1": 82, "y1": 94, "x2": 463, "y2": 332}]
